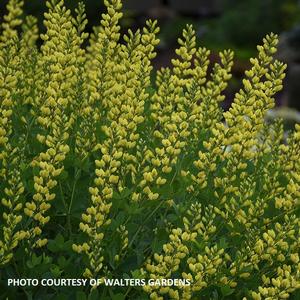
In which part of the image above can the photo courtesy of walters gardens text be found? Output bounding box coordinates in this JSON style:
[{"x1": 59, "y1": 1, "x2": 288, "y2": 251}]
[{"x1": 7, "y1": 278, "x2": 192, "y2": 287}]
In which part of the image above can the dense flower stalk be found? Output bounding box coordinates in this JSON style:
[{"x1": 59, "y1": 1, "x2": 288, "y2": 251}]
[{"x1": 0, "y1": 0, "x2": 299, "y2": 299}]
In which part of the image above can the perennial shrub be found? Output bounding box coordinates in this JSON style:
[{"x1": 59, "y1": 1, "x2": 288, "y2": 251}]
[{"x1": 0, "y1": 0, "x2": 299, "y2": 299}]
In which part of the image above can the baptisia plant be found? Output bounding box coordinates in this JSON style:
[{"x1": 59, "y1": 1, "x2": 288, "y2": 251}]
[{"x1": 0, "y1": 0, "x2": 299, "y2": 299}]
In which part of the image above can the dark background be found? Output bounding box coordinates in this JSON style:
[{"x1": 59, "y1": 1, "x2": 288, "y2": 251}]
[{"x1": 1, "y1": 0, "x2": 300, "y2": 117}]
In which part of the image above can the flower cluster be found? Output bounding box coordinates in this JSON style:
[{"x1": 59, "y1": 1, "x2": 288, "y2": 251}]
[
  {"x1": 0, "y1": 0, "x2": 299, "y2": 299},
  {"x1": 0, "y1": 0, "x2": 27, "y2": 266}
]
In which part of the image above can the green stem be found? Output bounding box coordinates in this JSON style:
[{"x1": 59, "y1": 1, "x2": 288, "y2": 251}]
[
  {"x1": 59, "y1": 182, "x2": 68, "y2": 211},
  {"x1": 128, "y1": 200, "x2": 164, "y2": 250},
  {"x1": 67, "y1": 168, "x2": 81, "y2": 236}
]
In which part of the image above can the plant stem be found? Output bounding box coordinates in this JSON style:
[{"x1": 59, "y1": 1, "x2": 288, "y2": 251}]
[
  {"x1": 67, "y1": 168, "x2": 81, "y2": 236},
  {"x1": 128, "y1": 200, "x2": 164, "y2": 249}
]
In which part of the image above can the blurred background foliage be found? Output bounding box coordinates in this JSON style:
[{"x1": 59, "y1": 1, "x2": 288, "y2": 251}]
[{"x1": 1, "y1": 0, "x2": 300, "y2": 121}]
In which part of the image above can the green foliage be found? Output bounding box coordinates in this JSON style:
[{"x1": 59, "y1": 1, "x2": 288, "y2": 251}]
[
  {"x1": 0, "y1": 0, "x2": 299, "y2": 299},
  {"x1": 203, "y1": 0, "x2": 300, "y2": 49}
]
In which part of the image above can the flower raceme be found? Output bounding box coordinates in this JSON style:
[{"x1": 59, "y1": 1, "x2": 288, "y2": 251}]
[{"x1": 0, "y1": 0, "x2": 299, "y2": 299}]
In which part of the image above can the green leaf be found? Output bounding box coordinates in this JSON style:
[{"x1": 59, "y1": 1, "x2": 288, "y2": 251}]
[
  {"x1": 32, "y1": 253, "x2": 42, "y2": 266},
  {"x1": 48, "y1": 234, "x2": 66, "y2": 253},
  {"x1": 57, "y1": 256, "x2": 67, "y2": 268},
  {"x1": 118, "y1": 255, "x2": 138, "y2": 272},
  {"x1": 218, "y1": 237, "x2": 228, "y2": 249},
  {"x1": 58, "y1": 170, "x2": 69, "y2": 180},
  {"x1": 26, "y1": 259, "x2": 34, "y2": 269},
  {"x1": 221, "y1": 285, "x2": 234, "y2": 296},
  {"x1": 50, "y1": 265, "x2": 63, "y2": 277},
  {"x1": 47, "y1": 240, "x2": 59, "y2": 253},
  {"x1": 55, "y1": 233, "x2": 65, "y2": 246},
  {"x1": 131, "y1": 269, "x2": 143, "y2": 279}
]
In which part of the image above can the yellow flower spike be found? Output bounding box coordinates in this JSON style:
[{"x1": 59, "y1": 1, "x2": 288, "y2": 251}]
[
  {"x1": 0, "y1": 141, "x2": 26, "y2": 266},
  {"x1": 76, "y1": 0, "x2": 161, "y2": 278},
  {"x1": 0, "y1": 0, "x2": 299, "y2": 298},
  {"x1": 22, "y1": 0, "x2": 87, "y2": 252},
  {"x1": 0, "y1": 0, "x2": 24, "y2": 46}
]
